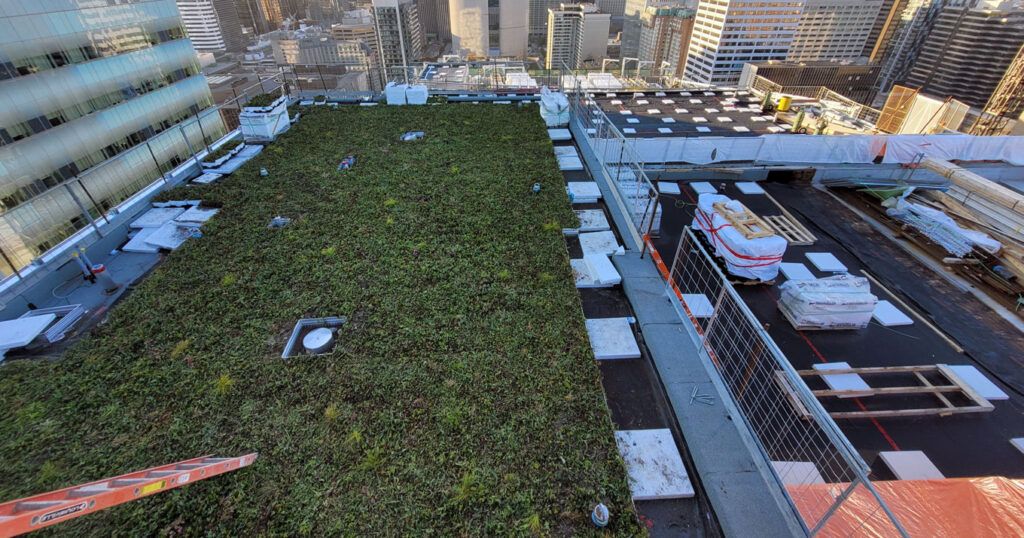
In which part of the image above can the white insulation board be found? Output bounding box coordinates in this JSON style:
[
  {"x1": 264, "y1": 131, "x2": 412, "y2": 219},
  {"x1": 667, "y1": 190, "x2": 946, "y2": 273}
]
[
  {"x1": 567, "y1": 182, "x2": 602, "y2": 203},
  {"x1": 615, "y1": 429, "x2": 694, "y2": 500},
  {"x1": 872, "y1": 300, "x2": 913, "y2": 327},
  {"x1": 579, "y1": 231, "x2": 620, "y2": 256},
  {"x1": 736, "y1": 182, "x2": 766, "y2": 194},
  {"x1": 946, "y1": 365, "x2": 1009, "y2": 400},
  {"x1": 574, "y1": 209, "x2": 610, "y2": 232},
  {"x1": 806, "y1": 252, "x2": 848, "y2": 273},
  {"x1": 585, "y1": 317, "x2": 640, "y2": 360},
  {"x1": 658, "y1": 182, "x2": 681, "y2": 195},
  {"x1": 779, "y1": 262, "x2": 815, "y2": 281},
  {"x1": 813, "y1": 362, "x2": 870, "y2": 398},
  {"x1": 879, "y1": 451, "x2": 944, "y2": 480}
]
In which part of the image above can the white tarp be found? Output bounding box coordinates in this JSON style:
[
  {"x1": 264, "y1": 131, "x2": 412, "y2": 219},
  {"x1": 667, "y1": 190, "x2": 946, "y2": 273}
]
[
  {"x1": 691, "y1": 194, "x2": 787, "y2": 281},
  {"x1": 884, "y1": 196, "x2": 1001, "y2": 256},
  {"x1": 755, "y1": 135, "x2": 882, "y2": 164},
  {"x1": 778, "y1": 275, "x2": 877, "y2": 329},
  {"x1": 405, "y1": 84, "x2": 428, "y2": 105},
  {"x1": 539, "y1": 86, "x2": 569, "y2": 127},
  {"x1": 592, "y1": 133, "x2": 1024, "y2": 166},
  {"x1": 385, "y1": 82, "x2": 407, "y2": 105},
  {"x1": 882, "y1": 135, "x2": 975, "y2": 164}
]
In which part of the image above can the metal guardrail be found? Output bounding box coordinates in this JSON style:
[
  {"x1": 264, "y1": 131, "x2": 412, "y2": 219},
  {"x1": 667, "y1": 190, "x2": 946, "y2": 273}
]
[
  {"x1": 564, "y1": 78, "x2": 660, "y2": 249},
  {"x1": 667, "y1": 228, "x2": 908, "y2": 536}
]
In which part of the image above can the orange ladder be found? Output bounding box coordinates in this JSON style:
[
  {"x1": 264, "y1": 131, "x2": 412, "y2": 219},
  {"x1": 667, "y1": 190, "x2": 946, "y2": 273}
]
[{"x1": 0, "y1": 453, "x2": 257, "y2": 537}]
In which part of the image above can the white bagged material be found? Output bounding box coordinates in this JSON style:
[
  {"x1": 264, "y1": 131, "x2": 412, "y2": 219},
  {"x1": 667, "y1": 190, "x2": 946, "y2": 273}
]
[
  {"x1": 884, "y1": 197, "x2": 1001, "y2": 257},
  {"x1": 385, "y1": 82, "x2": 407, "y2": 105},
  {"x1": 405, "y1": 84, "x2": 428, "y2": 105},
  {"x1": 691, "y1": 193, "x2": 787, "y2": 281},
  {"x1": 778, "y1": 275, "x2": 877, "y2": 329},
  {"x1": 539, "y1": 86, "x2": 569, "y2": 127}
]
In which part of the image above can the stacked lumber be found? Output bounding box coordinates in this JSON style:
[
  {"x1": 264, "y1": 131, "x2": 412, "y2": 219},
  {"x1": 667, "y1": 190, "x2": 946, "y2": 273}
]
[{"x1": 918, "y1": 157, "x2": 1024, "y2": 281}]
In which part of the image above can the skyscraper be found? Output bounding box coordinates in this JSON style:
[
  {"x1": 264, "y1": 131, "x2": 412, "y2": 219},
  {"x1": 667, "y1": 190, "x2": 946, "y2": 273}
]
[
  {"x1": 904, "y1": 0, "x2": 1024, "y2": 108},
  {"x1": 862, "y1": 0, "x2": 910, "y2": 61},
  {"x1": 545, "y1": 3, "x2": 611, "y2": 68},
  {"x1": 0, "y1": 0, "x2": 225, "y2": 275},
  {"x1": 638, "y1": 6, "x2": 694, "y2": 79},
  {"x1": 372, "y1": 0, "x2": 424, "y2": 79},
  {"x1": 450, "y1": 0, "x2": 529, "y2": 58},
  {"x1": 787, "y1": 0, "x2": 883, "y2": 62},
  {"x1": 621, "y1": 0, "x2": 693, "y2": 59},
  {"x1": 530, "y1": 0, "x2": 563, "y2": 39},
  {"x1": 177, "y1": 0, "x2": 246, "y2": 52},
  {"x1": 419, "y1": 0, "x2": 453, "y2": 42},
  {"x1": 873, "y1": 0, "x2": 966, "y2": 94},
  {"x1": 684, "y1": 0, "x2": 806, "y2": 85}
]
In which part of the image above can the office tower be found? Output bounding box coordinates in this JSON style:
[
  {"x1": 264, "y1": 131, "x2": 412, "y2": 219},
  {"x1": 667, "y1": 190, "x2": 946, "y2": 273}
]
[
  {"x1": 904, "y1": 0, "x2": 1024, "y2": 108},
  {"x1": 873, "y1": 0, "x2": 971, "y2": 94},
  {"x1": 235, "y1": 0, "x2": 285, "y2": 33},
  {"x1": 638, "y1": 6, "x2": 694, "y2": 79},
  {"x1": 177, "y1": 0, "x2": 246, "y2": 51},
  {"x1": 373, "y1": 0, "x2": 424, "y2": 78},
  {"x1": 787, "y1": 0, "x2": 884, "y2": 62},
  {"x1": 530, "y1": 0, "x2": 561, "y2": 39},
  {"x1": 684, "y1": 0, "x2": 806, "y2": 85},
  {"x1": 333, "y1": 8, "x2": 379, "y2": 58},
  {"x1": 970, "y1": 43, "x2": 1024, "y2": 135},
  {"x1": 863, "y1": 0, "x2": 909, "y2": 60},
  {"x1": 597, "y1": 0, "x2": 628, "y2": 32},
  {"x1": 621, "y1": 0, "x2": 691, "y2": 59},
  {"x1": 419, "y1": 0, "x2": 453, "y2": 41},
  {"x1": 545, "y1": 3, "x2": 611, "y2": 68},
  {"x1": 450, "y1": 0, "x2": 529, "y2": 58},
  {"x1": 740, "y1": 61, "x2": 881, "y2": 103},
  {"x1": 0, "y1": 0, "x2": 225, "y2": 275},
  {"x1": 271, "y1": 27, "x2": 374, "y2": 67}
]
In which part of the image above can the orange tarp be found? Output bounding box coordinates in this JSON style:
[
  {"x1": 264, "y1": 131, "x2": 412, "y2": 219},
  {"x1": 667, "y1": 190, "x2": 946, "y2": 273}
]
[{"x1": 787, "y1": 477, "x2": 1024, "y2": 537}]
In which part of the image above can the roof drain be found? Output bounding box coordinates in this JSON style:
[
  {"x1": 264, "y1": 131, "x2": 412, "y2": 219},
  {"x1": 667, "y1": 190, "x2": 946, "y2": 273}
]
[{"x1": 281, "y1": 316, "x2": 346, "y2": 359}]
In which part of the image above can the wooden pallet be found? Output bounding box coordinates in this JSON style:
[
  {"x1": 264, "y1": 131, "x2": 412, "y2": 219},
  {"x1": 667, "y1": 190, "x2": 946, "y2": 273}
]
[
  {"x1": 764, "y1": 215, "x2": 816, "y2": 246},
  {"x1": 791, "y1": 364, "x2": 995, "y2": 419},
  {"x1": 712, "y1": 201, "x2": 775, "y2": 239}
]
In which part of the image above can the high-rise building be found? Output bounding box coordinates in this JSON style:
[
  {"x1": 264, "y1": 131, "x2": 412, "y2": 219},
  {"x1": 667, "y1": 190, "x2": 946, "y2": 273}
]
[
  {"x1": 177, "y1": 0, "x2": 246, "y2": 51},
  {"x1": 530, "y1": 0, "x2": 562, "y2": 39},
  {"x1": 332, "y1": 9, "x2": 379, "y2": 57},
  {"x1": 684, "y1": 0, "x2": 806, "y2": 85},
  {"x1": 419, "y1": 0, "x2": 453, "y2": 41},
  {"x1": 450, "y1": 0, "x2": 529, "y2": 58},
  {"x1": 596, "y1": 0, "x2": 628, "y2": 32},
  {"x1": 271, "y1": 28, "x2": 374, "y2": 67},
  {"x1": 904, "y1": 0, "x2": 1024, "y2": 108},
  {"x1": 873, "y1": 0, "x2": 968, "y2": 94},
  {"x1": 740, "y1": 60, "x2": 881, "y2": 104},
  {"x1": 638, "y1": 6, "x2": 694, "y2": 79},
  {"x1": 545, "y1": 3, "x2": 611, "y2": 68},
  {"x1": 787, "y1": 0, "x2": 883, "y2": 62},
  {"x1": 235, "y1": 0, "x2": 286, "y2": 33},
  {"x1": 373, "y1": 0, "x2": 424, "y2": 78},
  {"x1": 862, "y1": 0, "x2": 910, "y2": 61},
  {"x1": 0, "y1": 0, "x2": 225, "y2": 275}
]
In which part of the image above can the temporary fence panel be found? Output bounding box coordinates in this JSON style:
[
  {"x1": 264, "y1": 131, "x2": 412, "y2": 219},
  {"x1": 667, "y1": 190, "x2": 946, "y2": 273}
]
[
  {"x1": 666, "y1": 229, "x2": 907, "y2": 536},
  {"x1": 568, "y1": 85, "x2": 660, "y2": 243}
]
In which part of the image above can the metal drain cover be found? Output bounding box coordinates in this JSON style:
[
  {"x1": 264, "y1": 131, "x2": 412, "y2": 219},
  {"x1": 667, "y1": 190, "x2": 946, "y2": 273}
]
[{"x1": 302, "y1": 327, "x2": 334, "y2": 354}]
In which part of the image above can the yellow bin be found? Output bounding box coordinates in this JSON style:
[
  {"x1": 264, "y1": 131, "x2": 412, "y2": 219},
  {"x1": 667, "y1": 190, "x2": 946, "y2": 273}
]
[{"x1": 777, "y1": 96, "x2": 791, "y2": 112}]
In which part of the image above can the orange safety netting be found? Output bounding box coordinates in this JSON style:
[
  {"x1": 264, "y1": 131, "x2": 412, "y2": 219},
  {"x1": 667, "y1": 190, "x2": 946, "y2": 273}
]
[{"x1": 787, "y1": 477, "x2": 1024, "y2": 537}]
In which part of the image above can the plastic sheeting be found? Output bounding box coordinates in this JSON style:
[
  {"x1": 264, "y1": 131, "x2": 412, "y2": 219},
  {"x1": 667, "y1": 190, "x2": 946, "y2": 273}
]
[
  {"x1": 788, "y1": 477, "x2": 1024, "y2": 537},
  {"x1": 778, "y1": 275, "x2": 877, "y2": 329},
  {"x1": 590, "y1": 133, "x2": 1024, "y2": 165},
  {"x1": 539, "y1": 86, "x2": 569, "y2": 127},
  {"x1": 756, "y1": 135, "x2": 883, "y2": 164},
  {"x1": 884, "y1": 196, "x2": 1001, "y2": 257},
  {"x1": 385, "y1": 82, "x2": 407, "y2": 105},
  {"x1": 691, "y1": 193, "x2": 787, "y2": 281}
]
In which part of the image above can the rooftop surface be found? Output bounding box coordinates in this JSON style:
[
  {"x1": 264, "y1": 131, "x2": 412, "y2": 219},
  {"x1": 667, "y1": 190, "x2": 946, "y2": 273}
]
[
  {"x1": 649, "y1": 177, "x2": 1024, "y2": 481},
  {"x1": 587, "y1": 89, "x2": 793, "y2": 138},
  {"x1": 0, "y1": 105, "x2": 641, "y2": 534}
]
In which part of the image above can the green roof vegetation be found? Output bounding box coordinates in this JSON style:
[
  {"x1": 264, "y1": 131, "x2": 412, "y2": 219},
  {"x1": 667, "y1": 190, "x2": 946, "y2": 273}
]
[{"x1": 0, "y1": 105, "x2": 640, "y2": 535}]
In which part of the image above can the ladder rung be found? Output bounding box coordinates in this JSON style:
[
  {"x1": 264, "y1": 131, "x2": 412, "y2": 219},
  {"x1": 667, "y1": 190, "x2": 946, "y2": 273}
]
[
  {"x1": 201, "y1": 458, "x2": 231, "y2": 464},
  {"x1": 109, "y1": 478, "x2": 147, "y2": 487},
  {"x1": 175, "y1": 463, "x2": 204, "y2": 470},
  {"x1": 15, "y1": 501, "x2": 64, "y2": 512},
  {"x1": 146, "y1": 470, "x2": 178, "y2": 478},
  {"x1": 66, "y1": 484, "x2": 111, "y2": 498}
]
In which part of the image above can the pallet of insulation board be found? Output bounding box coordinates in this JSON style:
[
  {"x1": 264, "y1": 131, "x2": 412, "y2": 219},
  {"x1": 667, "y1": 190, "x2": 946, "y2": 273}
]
[{"x1": 777, "y1": 275, "x2": 877, "y2": 330}]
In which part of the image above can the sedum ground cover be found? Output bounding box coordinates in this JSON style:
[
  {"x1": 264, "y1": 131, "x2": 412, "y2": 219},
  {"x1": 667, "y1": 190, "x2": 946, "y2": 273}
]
[{"x1": 0, "y1": 104, "x2": 641, "y2": 535}]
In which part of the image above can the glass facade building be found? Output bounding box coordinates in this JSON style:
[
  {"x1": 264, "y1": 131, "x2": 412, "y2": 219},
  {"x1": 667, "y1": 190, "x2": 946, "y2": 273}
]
[{"x1": 0, "y1": 0, "x2": 225, "y2": 276}]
